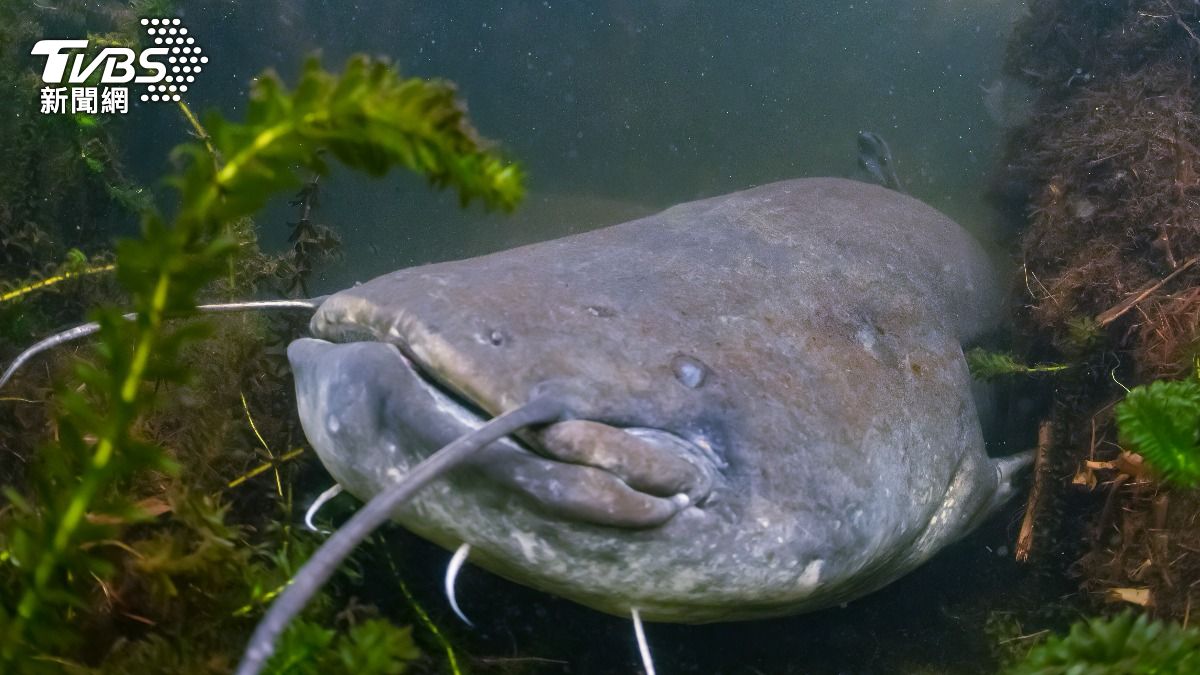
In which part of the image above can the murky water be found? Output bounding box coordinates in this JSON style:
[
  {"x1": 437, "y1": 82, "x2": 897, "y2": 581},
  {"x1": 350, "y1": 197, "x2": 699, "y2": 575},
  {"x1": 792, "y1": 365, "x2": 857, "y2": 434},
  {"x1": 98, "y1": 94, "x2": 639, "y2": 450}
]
[
  {"x1": 15, "y1": 1, "x2": 1057, "y2": 672},
  {"x1": 131, "y1": 0, "x2": 1030, "y2": 293}
]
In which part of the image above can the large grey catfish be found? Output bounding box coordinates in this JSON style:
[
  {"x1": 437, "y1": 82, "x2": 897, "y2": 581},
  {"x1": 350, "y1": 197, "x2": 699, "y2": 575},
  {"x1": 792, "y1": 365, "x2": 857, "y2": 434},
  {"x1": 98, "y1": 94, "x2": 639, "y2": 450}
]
[{"x1": 284, "y1": 177, "x2": 1026, "y2": 626}]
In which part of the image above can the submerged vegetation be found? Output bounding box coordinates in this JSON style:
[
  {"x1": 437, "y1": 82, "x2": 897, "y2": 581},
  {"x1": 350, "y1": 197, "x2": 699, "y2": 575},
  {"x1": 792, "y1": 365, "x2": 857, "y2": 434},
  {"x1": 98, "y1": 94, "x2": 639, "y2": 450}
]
[
  {"x1": 1004, "y1": 611, "x2": 1200, "y2": 675},
  {"x1": 1115, "y1": 378, "x2": 1200, "y2": 487},
  {"x1": 0, "y1": 4, "x2": 523, "y2": 670},
  {"x1": 992, "y1": 0, "x2": 1200, "y2": 643},
  {"x1": 966, "y1": 348, "x2": 1069, "y2": 382}
]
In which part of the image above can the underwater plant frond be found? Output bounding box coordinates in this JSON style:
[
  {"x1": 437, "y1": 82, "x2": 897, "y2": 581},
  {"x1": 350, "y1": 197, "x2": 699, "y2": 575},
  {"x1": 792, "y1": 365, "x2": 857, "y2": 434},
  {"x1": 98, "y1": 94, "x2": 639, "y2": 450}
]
[
  {"x1": 385, "y1": 549, "x2": 462, "y2": 675},
  {"x1": 1114, "y1": 378, "x2": 1200, "y2": 487},
  {"x1": 174, "y1": 98, "x2": 218, "y2": 166},
  {"x1": 267, "y1": 618, "x2": 419, "y2": 675},
  {"x1": 0, "y1": 259, "x2": 115, "y2": 305},
  {"x1": 1004, "y1": 611, "x2": 1200, "y2": 674},
  {"x1": 1, "y1": 49, "x2": 524, "y2": 671},
  {"x1": 176, "y1": 54, "x2": 525, "y2": 236},
  {"x1": 966, "y1": 348, "x2": 1069, "y2": 381}
]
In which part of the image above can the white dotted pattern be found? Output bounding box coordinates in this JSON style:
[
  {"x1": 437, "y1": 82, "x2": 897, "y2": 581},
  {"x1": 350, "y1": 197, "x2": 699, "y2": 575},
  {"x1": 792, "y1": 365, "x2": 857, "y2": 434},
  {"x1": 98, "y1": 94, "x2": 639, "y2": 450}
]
[{"x1": 137, "y1": 18, "x2": 203, "y2": 103}]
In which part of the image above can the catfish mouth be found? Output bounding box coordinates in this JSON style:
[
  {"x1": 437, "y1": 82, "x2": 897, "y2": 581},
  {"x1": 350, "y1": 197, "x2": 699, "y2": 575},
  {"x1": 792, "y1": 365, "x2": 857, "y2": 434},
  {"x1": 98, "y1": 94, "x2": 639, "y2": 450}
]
[{"x1": 387, "y1": 341, "x2": 717, "y2": 529}]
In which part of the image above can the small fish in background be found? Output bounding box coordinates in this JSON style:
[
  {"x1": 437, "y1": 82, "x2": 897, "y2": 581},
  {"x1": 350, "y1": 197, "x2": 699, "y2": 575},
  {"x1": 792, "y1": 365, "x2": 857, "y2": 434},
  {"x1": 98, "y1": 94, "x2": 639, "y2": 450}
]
[{"x1": 856, "y1": 130, "x2": 906, "y2": 193}]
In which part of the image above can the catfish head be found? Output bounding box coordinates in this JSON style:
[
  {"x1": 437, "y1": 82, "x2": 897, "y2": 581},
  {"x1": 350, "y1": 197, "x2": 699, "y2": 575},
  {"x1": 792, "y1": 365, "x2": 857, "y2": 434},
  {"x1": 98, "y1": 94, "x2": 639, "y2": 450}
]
[{"x1": 286, "y1": 178, "x2": 1024, "y2": 624}]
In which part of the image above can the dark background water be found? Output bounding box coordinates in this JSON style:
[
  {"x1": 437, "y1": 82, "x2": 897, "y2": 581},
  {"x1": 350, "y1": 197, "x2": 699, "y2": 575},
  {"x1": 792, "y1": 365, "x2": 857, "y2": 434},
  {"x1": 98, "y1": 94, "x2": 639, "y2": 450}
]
[{"x1": 120, "y1": 2, "x2": 1050, "y2": 672}]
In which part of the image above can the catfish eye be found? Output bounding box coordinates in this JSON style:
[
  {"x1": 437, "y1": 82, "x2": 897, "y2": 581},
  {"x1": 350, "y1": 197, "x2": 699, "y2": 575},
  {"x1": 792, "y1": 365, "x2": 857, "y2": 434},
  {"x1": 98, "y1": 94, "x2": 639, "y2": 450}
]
[
  {"x1": 486, "y1": 329, "x2": 506, "y2": 346},
  {"x1": 671, "y1": 354, "x2": 708, "y2": 389}
]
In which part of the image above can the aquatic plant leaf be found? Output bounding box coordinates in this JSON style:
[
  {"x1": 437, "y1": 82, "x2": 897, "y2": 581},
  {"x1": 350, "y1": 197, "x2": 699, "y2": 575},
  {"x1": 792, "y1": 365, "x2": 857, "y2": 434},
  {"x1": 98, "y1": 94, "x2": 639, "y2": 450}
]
[
  {"x1": 267, "y1": 621, "x2": 336, "y2": 675},
  {"x1": 266, "y1": 619, "x2": 418, "y2": 675},
  {"x1": 175, "y1": 54, "x2": 524, "y2": 236},
  {"x1": 331, "y1": 620, "x2": 420, "y2": 674},
  {"x1": 1115, "y1": 379, "x2": 1200, "y2": 487},
  {"x1": 966, "y1": 348, "x2": 1069, "y2": 381},
  {"x1": 1, "y1": 45, "x2": 515, "y2": 671},
  {"x1": 1005, "y1": 611, "x2": 1200, "y2": 674}
]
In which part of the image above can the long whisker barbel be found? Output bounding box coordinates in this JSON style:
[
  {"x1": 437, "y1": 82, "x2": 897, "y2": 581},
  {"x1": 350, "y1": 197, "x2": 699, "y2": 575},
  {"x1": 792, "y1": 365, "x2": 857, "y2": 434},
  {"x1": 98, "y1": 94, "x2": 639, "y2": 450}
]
[
  {"x1": 0, "y1": 298, "x2": 325, "y2": 390},
  {"x1": 445, "y1": 542, "x2": 473, "y2": 626},
  {"x1": 304, "y1": 484, "x2": 344, "y2": 534}
]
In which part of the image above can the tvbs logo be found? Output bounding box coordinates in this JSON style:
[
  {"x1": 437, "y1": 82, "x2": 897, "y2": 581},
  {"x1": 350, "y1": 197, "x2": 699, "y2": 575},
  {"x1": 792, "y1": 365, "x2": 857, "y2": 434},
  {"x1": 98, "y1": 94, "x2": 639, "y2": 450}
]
[{"x1": 33, "y1": 18, "x2": 207, "y2": 115}]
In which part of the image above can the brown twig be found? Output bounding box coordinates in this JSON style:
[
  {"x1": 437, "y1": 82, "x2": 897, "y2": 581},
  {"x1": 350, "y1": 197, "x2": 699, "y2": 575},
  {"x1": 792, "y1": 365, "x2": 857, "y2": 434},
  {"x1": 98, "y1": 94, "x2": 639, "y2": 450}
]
[
  {"x1": 1094, "y1": 474, "x2": 1130, "y2": 545},
  {"x1": 1016, "y1": 420, "x2": 1054, "y2": 563},
  {"x1": 1095, "y1": 254, "x2": 1200, "y2": 326}
]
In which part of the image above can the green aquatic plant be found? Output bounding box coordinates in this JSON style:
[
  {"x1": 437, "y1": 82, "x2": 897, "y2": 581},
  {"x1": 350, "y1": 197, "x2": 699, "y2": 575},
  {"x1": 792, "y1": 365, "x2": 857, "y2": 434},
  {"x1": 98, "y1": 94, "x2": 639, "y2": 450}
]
[
  {"x1": 1004, "y1": 611, "x2": 1200, "y2": 675},
  {"x1": 966, "y1": 347, "x2": 1069, "y2": 381},
  {"x1": 177, "y1": 54, "x2": 524, "y2": 231},
  {"x1": 1114, "y1": 378, "x2": 1200, "y2": 487},
  {"x1": 281, "y1": 177, "x2": 342, "y2": 298},
  {"x1": 268, "y1": 619, "x2": 420, "y2": 675},
  {"x1": 1, "y1": 53, "x2": 523, "y2": 672},
  {"x1": 0, "y1": 1, "x2": 158, "y2": 353},
  {"x1": 0, "y1": 249, "x2": 115, "y2": 306},
  {"x1": 1061, "y1": 315, "x2": 1105, "y2": 356}
]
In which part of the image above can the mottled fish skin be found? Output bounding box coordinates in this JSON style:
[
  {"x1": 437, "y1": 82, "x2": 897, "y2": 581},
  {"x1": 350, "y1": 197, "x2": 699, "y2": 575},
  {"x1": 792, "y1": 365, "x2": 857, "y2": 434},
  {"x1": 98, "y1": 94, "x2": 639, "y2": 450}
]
[{"x1": 289, "y1": 177, "x2": 1022, "y2": 623}]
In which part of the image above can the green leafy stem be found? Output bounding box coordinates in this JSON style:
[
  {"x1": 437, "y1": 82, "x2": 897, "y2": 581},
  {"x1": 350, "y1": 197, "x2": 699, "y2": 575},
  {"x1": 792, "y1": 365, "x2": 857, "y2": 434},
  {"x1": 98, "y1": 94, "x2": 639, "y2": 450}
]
[
  {"x1": 966, "y1": 348, "x2": 1070, "y2": 382},
  {"x1": 1, "y1": 54, "x2": 523, "y2": 668}
]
